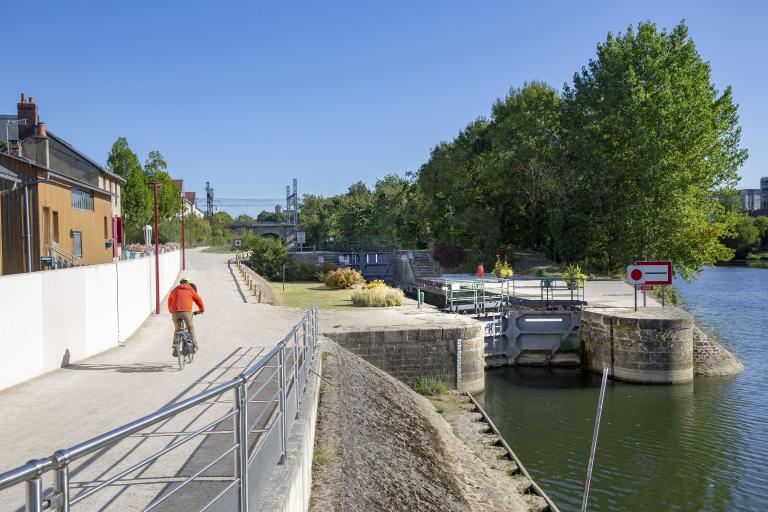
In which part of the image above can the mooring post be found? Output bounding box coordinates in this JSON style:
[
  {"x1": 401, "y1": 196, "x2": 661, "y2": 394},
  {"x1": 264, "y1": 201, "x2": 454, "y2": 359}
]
[{"x1": 582, "y1": 367, "x2": 609, "y2": 512}]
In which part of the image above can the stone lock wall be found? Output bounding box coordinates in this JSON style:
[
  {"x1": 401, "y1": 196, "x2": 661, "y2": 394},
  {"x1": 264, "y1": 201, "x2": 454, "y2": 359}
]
[
  {"x1": 581, "y1": 307, "x2": 694, "y2": 384},
  {"x1": 325, "y1": 324, "x2": 485, "y2": 393}
]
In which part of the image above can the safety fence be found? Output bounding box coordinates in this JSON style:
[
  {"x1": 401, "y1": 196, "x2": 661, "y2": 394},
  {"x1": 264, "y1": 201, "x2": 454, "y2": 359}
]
[{"x1": 0, "y1": 304, "x2": 319, "y2": 512}]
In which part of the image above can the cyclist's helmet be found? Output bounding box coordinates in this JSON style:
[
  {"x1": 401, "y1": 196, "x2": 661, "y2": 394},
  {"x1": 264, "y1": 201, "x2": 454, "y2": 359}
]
[{"x1": 180, "y1": 277, "x2": 190, "y2": 284}]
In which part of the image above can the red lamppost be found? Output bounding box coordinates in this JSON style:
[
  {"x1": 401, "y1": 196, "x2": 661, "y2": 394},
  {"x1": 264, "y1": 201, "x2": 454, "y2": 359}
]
[
  {"x1": 150, "y1": 181, "x2": 161, "y2": 315},
  {"x1": 180, "y1": 191, "x2": 186, "y2": 270}
]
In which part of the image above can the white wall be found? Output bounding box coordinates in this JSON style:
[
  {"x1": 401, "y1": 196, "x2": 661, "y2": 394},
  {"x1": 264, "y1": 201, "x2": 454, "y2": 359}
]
[{"x1": 0, "y1": 251, "x2": 180, "y2": 390}]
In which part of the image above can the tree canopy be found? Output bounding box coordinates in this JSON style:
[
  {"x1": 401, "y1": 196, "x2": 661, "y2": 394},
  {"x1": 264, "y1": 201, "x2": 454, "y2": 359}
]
[{"x1": 299, "y1": 20, "x2": 748, "y2": 278}]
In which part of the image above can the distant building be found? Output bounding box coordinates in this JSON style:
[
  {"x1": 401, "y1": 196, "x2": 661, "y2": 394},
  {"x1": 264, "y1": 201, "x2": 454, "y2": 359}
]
[
  {"x1": 0, "y1": 93, "x2": 125, "y2": 275},
  {"x1": 172, "y1": 179, "x2": 204, "y2": 218},
  {"x1": 737, "y1": 177, "x2": 768, "y2": 212}
]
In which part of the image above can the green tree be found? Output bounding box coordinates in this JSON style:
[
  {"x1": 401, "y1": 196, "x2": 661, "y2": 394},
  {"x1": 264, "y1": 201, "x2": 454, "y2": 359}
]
[
  {"x1": 724, "y1": 216, "x2": 761, "y2": 258},
  {"x1": 484, "y1": 82, "x2": 564, "y2": 252},
  {"x1": 245, "y1": 236, "x2": 289, "y2": 280},
  {"x1": 563, "y1": 21, "x2": 747, "y2": 277},
  {"x1": 107, "y1": 137, "x2": 151, "y2": 239},
  {"x1": 754, "y1": 216, "x2": 768, "y2": 248},
  {"x1": 236, "y1": 214, "x2": 255, "y2": 224},
  {"x1": 144, "y1": 151, "x2": 179, "y2": 220},
  {"x1": 256, "y1": 210, "x2": 287, "y2": 223},
  {"x1": 299, "y1": 194, "x2": 335, "y2": 246}
]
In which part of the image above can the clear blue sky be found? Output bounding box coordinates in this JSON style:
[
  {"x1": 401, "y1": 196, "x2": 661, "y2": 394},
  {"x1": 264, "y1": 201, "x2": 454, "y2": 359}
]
[{"x1": 2, "y1": 0, "x2": 765, "y2": 213}]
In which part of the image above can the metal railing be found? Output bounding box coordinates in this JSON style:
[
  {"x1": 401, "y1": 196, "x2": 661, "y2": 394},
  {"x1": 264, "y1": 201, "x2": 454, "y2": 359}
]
[
  {"x1": 0, "y1": 304, "x2": 319, "y2": 512},
  {"x1": 48, "y1": 242, "x2": 82, "y2": 269}
]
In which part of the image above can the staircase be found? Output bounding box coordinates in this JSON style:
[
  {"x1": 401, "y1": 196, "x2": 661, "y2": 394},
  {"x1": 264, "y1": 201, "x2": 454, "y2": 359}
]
[{"x1": 411, "y1": 252, "x2": 441, "y2": 278}]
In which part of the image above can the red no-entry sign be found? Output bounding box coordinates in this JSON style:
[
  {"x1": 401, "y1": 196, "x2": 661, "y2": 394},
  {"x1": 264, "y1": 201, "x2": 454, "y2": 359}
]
[{"x1": 627, "y1": 261, "x2": 672, "y2": 285}]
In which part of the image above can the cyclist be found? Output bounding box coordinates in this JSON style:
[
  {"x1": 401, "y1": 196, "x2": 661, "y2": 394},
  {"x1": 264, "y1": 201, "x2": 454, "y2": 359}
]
[{"x1": 168, "y1": 277, "x2": 205, "y2": 356}]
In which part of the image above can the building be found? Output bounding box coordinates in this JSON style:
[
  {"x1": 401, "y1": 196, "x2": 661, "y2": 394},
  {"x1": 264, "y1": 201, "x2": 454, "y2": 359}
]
[
  {"x1": 738, "y1": 177, "x2": 768, "y2": 212},
  {"x1": 172, "y1": 179, "x2": 204, "y2": 218},
  {"x1": 0, "y1": 94, "x2": 125, "y2": 275}
]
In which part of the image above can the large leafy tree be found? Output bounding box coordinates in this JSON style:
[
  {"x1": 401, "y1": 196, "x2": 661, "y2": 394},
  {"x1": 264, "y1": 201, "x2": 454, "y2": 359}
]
[
  {"x1": 107, "y1": 137, "x2": 151, "y2": 236},
  {"x1": 563, "y1": 21, "x2": 747, "y2": 277}
]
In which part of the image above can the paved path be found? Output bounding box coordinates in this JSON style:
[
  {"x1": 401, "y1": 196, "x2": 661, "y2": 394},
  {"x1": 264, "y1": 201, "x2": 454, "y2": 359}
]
[{"x1": 0, "y1": 249, "x2": 304, "y2": 510}]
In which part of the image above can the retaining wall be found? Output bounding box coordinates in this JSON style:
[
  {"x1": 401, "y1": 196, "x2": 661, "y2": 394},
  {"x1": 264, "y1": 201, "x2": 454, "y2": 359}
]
[
  {"x1": 235, "y1": 257, "x2": 278, "y2": 304},
  {"x1": 0, "y1": 251, "x2": 181, "y2": 390},
  {"x1": 325, "y1": 323, "x2": 485, "y2": 393},
  {"x1": 580, "y1": 307, "x2": 694, "y2": 384}
]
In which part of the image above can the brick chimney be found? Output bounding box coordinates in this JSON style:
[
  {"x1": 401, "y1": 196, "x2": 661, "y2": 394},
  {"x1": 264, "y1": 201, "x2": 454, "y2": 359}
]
[{"x1": 17, "y1": 93, "x2": 38, "y2": 140}]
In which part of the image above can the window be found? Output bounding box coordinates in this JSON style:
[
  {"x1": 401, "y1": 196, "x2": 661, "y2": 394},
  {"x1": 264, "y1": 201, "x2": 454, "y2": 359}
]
[
  {"x1": 73, "y1": 231, "x2": 83, "y2": 259},
  {"x1": 104, "y1": 217, "x2": 109, "y2": 238},
  {"x1": 71, "y1": 189, "x2": 94, "y2": 211},
  {"x1": 52, "y1": 211, "x2": 59, "y2": 243}
]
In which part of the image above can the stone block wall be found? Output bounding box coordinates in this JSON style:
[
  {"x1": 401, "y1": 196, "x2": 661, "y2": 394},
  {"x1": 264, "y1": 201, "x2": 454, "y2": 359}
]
[
  {"x1": 692, "y1": 326, "x2": 744, "y2": 376},
  {"x1": 581, "y1": 307, "x2": 694, "y2": 384},
  {"x1": 325, "y1": 323, "x2": 485, "y2": 393}
]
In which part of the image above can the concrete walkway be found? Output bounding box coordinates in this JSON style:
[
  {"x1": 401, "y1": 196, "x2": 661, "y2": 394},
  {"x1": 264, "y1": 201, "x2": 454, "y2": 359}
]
[{"x1": 0, "y1": 249, "x2": 304, "y2": 510}]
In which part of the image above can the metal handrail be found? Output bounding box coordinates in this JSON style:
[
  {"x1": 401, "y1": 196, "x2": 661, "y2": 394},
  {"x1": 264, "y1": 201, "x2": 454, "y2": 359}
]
[
  {"x1": 0, "y1": 303, "x2": 319, "y2": 512},
  {"x1": 48, "y1": 242, "x2": 82, "y2": 267}
]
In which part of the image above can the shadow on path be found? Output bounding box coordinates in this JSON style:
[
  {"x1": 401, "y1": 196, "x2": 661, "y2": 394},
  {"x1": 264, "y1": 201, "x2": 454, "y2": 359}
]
[{"x1": 52, "y1": 346, "x2": 268, "y2": 511}]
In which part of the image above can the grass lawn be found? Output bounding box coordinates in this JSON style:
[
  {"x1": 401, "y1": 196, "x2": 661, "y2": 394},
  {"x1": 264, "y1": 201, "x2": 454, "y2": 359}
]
[{"x1": 270, "y1": 281, "x2": 356, "y2": 309}]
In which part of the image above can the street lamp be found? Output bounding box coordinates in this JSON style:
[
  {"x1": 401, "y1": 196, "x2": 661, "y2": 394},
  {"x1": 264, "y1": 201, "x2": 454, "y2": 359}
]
[
  {"x1": 180, "y1": 190, "x2": 186, "y2": 270},
  {"x1": 150, "y1": 181, "x2": 161, "y2": 315}
]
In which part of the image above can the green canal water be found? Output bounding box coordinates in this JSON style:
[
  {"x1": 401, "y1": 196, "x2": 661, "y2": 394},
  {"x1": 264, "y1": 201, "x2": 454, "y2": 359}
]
[{"x1": 477, "y1": 266, "x2": 768, "y2": 511}]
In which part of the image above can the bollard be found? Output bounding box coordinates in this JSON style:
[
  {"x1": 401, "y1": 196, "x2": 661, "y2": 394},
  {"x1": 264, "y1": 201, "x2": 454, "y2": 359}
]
[{"x1": 258, "y1": 290, "x2": 262, "y2": 303}]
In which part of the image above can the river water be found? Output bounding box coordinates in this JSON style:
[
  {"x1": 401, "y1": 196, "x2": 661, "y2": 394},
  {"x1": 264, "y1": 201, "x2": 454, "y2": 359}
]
[{"x1": 477, "y1": 266, "x2": 768, "y2": 511}]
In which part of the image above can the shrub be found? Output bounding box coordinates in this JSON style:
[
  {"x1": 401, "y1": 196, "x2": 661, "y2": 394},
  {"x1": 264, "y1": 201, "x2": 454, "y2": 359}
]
[
  {"x1": 412, "y1": 375, "x2": 448, "y2": 396},
  {"x1": 563, "y1": 263, "x2": 586, "y2": 288},
  {"x1": 432, "y1": 241, "x2": 467, "y2": 268},
  {"x1": 351, "y1": 286, "x2": 404, "y2": 307},
  {"x1": 492, "y1": 255, "x2": 514, "y2": 278},
  {"x1": 363, "y1": 279, "x2": 387, "y2": 289},
  {"x1": 286, "y1": 260, "x2": 321, "y2": 281},
  {"x1": 323, "y1": 267, "x2": 365, "y2": 289},
  {"x1": 245, "y1": 236, "x2": 289, "y2": 280}
]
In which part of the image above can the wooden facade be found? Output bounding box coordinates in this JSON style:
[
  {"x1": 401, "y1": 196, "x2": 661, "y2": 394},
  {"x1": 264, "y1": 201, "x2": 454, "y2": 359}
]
[{"x1": 0, "y1": 154, "x2": 115, "y2": 274}]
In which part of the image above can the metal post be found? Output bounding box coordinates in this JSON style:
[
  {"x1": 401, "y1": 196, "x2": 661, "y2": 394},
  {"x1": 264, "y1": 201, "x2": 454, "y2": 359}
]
[
  {"x1": 278, "y1": 348, "x2": 288, "y2": 464},
  {"x1": 23, "y1": 180, "x2": 33, "y2": 273},
  {"x1": 53, "y1": 455, "x2": 71, "y2": 512},
  {"x1": 662, "y1": 285, "x2": 666, "y2": 307},
  {"x1": 234, "y1": 382, "x2": 249, "y2": 512},
  {"x1": 643, "y1": 289, "x2": 647, "y2": 308},
  {"x1": 26, "y1": 477, "x2": 43, "y2": 512},
  {"x1": 634, "y1": 284, "x2": 637, "y2": 312},
  {"x1": 581, "y1": 367, "x2": 609, "y2": 512},
  {"x1": 151, "y1": 182, "x2": 161, "y2": 315},
  {"x1": 302, "y1": 321, "x2": 308, "y2": 386},
  {"x1": 294, "y1": 330, "x2": 300, "y2": 419},
  {"x1": 180, "y1": 193, "x2": 186, "y2": 271}
]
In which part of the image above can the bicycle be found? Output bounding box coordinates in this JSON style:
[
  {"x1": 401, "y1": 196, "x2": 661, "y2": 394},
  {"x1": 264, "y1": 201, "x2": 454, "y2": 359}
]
[{"x1": 173, "y1": 311, "x2": 200, "y2": 370}]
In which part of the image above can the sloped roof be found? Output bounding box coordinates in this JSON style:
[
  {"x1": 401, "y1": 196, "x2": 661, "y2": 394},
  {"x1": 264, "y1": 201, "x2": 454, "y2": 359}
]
[{"x1": 47, "y1": 131, "x2": 125, "y2": 185}]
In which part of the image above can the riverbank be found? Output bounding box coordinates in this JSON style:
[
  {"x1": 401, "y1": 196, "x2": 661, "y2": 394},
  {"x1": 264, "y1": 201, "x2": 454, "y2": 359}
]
[{"x1": 310, "y1": 340, "x2": 545, "y2": 511}]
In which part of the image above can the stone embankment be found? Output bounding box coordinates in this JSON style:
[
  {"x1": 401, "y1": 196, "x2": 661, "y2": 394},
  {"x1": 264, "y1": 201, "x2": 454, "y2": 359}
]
[
  {"x1": 692, "y1": 325, "x2": 744, "y2": 376},
  {"x1": 310, "y1": 341, "x2": 541, "y2": 512}
]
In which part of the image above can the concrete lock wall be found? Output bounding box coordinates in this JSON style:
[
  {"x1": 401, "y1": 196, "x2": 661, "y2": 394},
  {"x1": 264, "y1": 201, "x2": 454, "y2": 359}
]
[
  {"x1": 580, "y1": 307, "x2": 694, "y2": 384},
  {"x1": 0, "y1": 251, "x2": 181, "y2": 390},
  {"x1": 326, "y1": 324, "x2": 485, "y2": 393}
]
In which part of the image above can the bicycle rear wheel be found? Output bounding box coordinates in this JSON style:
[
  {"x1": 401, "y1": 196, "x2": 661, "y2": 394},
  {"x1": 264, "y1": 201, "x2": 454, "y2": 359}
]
[{"x1": 176, "y1": 340, "x2": 185, "y2": 370}]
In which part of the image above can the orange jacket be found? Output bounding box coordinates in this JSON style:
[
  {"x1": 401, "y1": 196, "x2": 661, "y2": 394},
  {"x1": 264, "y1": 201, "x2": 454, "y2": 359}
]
[{"x1": 168, "y1": 284, "x2": 205, "y2": 313}]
